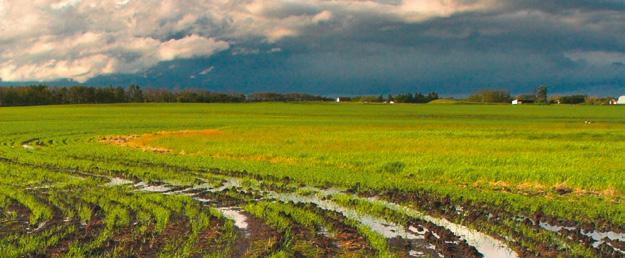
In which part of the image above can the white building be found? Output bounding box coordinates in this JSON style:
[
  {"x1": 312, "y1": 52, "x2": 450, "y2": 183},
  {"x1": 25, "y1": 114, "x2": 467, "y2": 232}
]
[
  {"x1": 512, "y1": 99, "x2": 522, "y2": 105},
  {"x1": 617, "y1": 96, "x2": 625, "y2": 104}
]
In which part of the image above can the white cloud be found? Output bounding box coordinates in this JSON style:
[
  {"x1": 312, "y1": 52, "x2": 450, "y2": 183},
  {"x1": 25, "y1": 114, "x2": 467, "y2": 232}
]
[
  {"x1": 0, "y1": 32, "x2": 228, "y2": 82},
  {"x1": 199, "y1": 66, "x2": 214, "y2": 75},
  {"x1": 51, "y1": 0, "x2": 83, "y2": 10},
  {"x1": 158, "y1": 35, "x2": 229, "y2": 61},
  {"x1": 566, "y1": 51, "x2": 625, "y2": 66},
  {"x1": 0, "y1": 0, "x2": 497, "y2": 82}
]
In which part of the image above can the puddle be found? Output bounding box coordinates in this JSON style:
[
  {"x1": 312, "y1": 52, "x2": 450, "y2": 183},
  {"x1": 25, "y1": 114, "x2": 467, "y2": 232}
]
[
  {"x1": 192, "y1": 178, "x2": 516, "y2": 257},
  {"x1": 218, "y1": 207, "x2": 249, "y2": 230},
  {"x1": 309, "y1": 187, "x2": 517, "y2": 258},
  {"x1": 27, "y1": 221, "x2": 47, "y2": 234},
  {"x1": 136, "y1": 183, "x2": 171, "y2": 193},
  {"x1": 268, "y1": 191, "x2": 422, "y2": 240},
  {"x1": 193, "y1": 197, "x2": 211, "y2": 203},
  {"x1": 538, "y1": 221, "x2": 575, "y2": 232},
  {"x1": 105, "y1": 177, "x2": 134, "y2": 187},
  {"x1": 539, "y1": 221, "x2": 625, "y2": 251},
  {"x1": 193, "y1": 178, "x2": 242, "y2": 193},
  {"x1": 24, "y1": 185, "x2": 52, "y2": 190},
  {"x1": 164, "y1": 190, "x2": 193, "y2": 196},
  {"x1": 584, "y1": 230, "x2": 625, "y2": 247},
  {"x1": 130, "y1": 176, "x2": 518, "y2": 258},
  {"x1": 409, "y1": 225, "x2": 427, "y2": 235},
  {"x1": 365, "y1": 197, "x2": 518, "y2": 258}
]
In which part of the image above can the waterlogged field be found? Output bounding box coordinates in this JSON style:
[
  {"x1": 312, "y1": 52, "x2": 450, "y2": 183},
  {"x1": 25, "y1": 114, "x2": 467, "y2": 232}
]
[{"x1": 0, "y1": 103, "x2": 624, "y2": 257}]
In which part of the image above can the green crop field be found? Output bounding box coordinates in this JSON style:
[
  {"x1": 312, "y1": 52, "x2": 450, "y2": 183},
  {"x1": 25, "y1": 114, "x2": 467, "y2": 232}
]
[{"x1": 0, "y1": 102, "x2": 623, "y2": 257}]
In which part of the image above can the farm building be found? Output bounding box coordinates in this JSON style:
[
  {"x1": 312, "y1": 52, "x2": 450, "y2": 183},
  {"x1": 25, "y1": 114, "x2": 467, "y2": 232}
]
[
  {"x1": 512, "y1": 95, "x2": 536, "y2": 105},
  {"x1": 616, "y1": 96, "x2": 625, "y2": 104}
]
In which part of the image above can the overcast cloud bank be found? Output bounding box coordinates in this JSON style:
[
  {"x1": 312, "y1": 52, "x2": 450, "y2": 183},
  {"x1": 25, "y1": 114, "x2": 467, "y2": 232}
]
[{"x1": 1, "y1": 0, "x2": 625, "y2": 94}]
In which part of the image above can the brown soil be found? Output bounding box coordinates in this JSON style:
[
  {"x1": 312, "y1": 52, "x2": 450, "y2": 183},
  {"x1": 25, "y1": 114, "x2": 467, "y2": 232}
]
[
  {"x1": 100, "y1": 129, "x2": 223, "y2": 153},
  {"x1": 233, "y1": 212, "x2": 281, "y2": 258},
  {"x1": 305, "y1": 204, "x2": 377, "y2": 257},
  {"x1": 47, "y1": 208, "x2": 105, "y2": 256},
  {"x1": 189, "y1": 217, "x2": 226, "y2": 257},
  {"x1": 0, "y1": 202, "x2": 32, "y2": 237}
]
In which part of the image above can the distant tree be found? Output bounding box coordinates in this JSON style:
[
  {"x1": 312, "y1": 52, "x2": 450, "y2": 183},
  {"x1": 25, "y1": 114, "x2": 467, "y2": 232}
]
[
  {"x1": 584, "y1": 96, "x2": 613, "y2": 105},
  {"x1": 414, "y1": 92, "x2": 427, "y2": 103},
  {"x1": 394, "y1": 93, "x2": 414, "y2": 103},
  {"x1": 559, "y1": 95, "x2": 587, "y2": 104},
  {"x1": 114, "y1": 87, "x2": 126, "y2": 102},
  {"x1": 535, "y1": 85, "x2": 548, "y2": 104},
  {"x1": 283, "y1": 93, "x2": 326, "y2": 102},
  {"x1": 248, "y1": 92, "x2": 285, "y2": 102},
  {"x1": 126, "y1": 85, "x2": 144, "y2": 102},
  {"x1": 516, "y1": 94, "x2": 536, "y2": 102},
  {"x1": 357, "y1": 96, "x2": 383, "y2": 103},
  {"x1": 94, "y1": 86, "x2": 124, "y2": 103},
  {"x1": 426, "y1": 92, "x2": 439, "y2": 102},
  {"x1": 65, "y1": 86, "x2": 96, "y2": 104},
  {"x1": 0, "y1": 85, "x2": 250, "y2": 106},
  {"x1": 468, "y1": 89, "x2": 511, "y2": 103}
]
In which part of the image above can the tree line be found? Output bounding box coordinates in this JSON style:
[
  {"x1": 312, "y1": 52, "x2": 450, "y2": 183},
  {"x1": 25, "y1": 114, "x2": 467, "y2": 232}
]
[
  {"x1": 466, "y1": 86, "x2": 617, "y2": 105},
  {"x1": 0, "y1": 85, "x2": 445, "y2": 107},
  {"x1": 0, "y1": 85, "x2": 335, "y2": 107},
  {"x1": 0, "y1": 84, "x2": 616, "y2": 107},
  {"x1": 341, "y1": 92, "x2": 440, "y2": 103}
]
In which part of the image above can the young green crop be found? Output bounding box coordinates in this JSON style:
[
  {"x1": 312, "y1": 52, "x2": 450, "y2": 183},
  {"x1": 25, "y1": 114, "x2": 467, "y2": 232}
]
[{"x1": 0, "y1": 102, "x2": 623, "y2": 257}]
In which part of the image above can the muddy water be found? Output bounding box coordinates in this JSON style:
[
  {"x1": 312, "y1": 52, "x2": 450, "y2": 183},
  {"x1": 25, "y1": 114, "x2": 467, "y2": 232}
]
[
  {"x1": 365, "y1": 197, "x2": 518, "y2": 258},
  {"x1": 540, "y1": 221, "x2": 625, "y2": 252},
  {"x1": 135, "y1": 182, "x2": 172, "y2": 193},
  {"x1": 272, "y1": 191, "x2": 422, "y2": 240},
  {"x1": 277, "y1": 187, "x2": 517, "y2": 258},
  {"x1": 267, "y1": 191, "x2": 434, "y2": 257},
  {"x1": 218, "y1": 207, "x2": 249, "y2": 230},
  {"x1": 105, "y1": 177, "x2": 133, "y2": 187},
  {"x1": 106, "y1": 176, "x2": 520, "y2": 258}
]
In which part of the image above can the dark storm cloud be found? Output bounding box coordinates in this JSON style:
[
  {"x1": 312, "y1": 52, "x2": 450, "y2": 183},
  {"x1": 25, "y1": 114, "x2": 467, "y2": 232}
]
[
  {"x1": 257, "y1": 0, "x2": 625, "y2": 94},
  {"x1": 2, "y1": 0, "x2": 625, "y2": 94}
]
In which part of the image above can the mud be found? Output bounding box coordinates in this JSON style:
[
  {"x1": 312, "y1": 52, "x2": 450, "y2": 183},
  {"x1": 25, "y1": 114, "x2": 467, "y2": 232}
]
[
  {"x1": 231, "y1": 213, "x2": 281, "y2": 258},
  {"x1": 95, "y1": 176, "x2": 515, "y2": 258},
  {"x1": 5, "y1": 151, "x2": 623, "y2": 257}
]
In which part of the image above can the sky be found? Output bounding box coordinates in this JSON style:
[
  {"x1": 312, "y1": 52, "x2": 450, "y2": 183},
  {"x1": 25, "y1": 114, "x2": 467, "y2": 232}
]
[{"x1": 1, "y1": 0, "x2": 625, "y2": 95}]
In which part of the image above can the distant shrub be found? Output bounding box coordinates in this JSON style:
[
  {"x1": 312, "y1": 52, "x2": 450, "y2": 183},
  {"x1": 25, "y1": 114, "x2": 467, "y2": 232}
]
[
  {"x1": 557, "y1": 95, "x2": 587, "y2": 104},
  {"x1": 428, "y1": 99, "x2": 465, "y2": 104},
  {"x1": 467, "y1": 89, "x2": 511, "y2": 103},
  {"x1": 354, "y1": 95, "x2": 385, "y2": 103},
  {"x1": 391, "y1": 92, "x2": 439, "y2": 103},
  {"x1": 584, "y1": 96, "x2": 613, "y2": 105}
]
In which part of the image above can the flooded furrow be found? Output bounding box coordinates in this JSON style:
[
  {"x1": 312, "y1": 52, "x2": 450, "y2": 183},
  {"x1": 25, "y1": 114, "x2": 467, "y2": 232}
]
[
  {"x1": 539, "y1": 221, "x2": 625, "y2": 254},
  {"x1": 217, "y1": 207, "x2": 249, "y2": 230},
  {"x1": 365, "y1": 197, "x2": 517, "y2": 258},
  {"x1": 109, "y1": 176, "x2": 521, "y2": 257}
]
